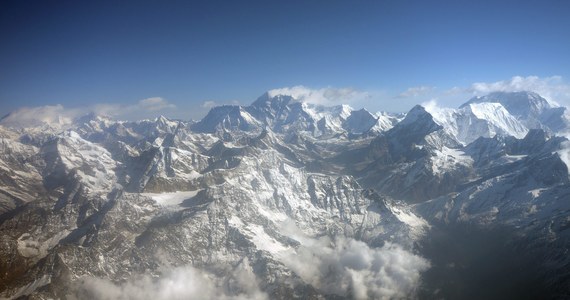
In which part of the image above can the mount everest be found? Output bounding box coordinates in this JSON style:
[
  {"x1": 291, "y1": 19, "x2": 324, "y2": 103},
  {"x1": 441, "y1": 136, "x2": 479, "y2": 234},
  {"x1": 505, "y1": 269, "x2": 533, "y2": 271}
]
[{"x1": 0, "y1": 91, "x2": 569, "y2": 299}]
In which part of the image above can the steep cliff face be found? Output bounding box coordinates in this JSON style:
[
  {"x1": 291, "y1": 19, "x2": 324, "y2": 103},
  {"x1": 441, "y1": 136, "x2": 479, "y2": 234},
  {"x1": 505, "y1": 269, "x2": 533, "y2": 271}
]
[
  {"x1": 0, "y1": 119, "x2": 428, "y2": 299},
  {"x1": 0, "y1": 91, "x2": 569, "y2": 299},
  {"x1": 462, "y1": 91, "x2": 569, "y2": 132}
]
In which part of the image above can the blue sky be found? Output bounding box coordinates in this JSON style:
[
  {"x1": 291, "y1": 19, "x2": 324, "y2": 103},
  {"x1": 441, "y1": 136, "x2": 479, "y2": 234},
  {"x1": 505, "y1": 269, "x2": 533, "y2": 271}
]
[{"x1": 1, "y1": 0, "x2": 570, "y2": 120}]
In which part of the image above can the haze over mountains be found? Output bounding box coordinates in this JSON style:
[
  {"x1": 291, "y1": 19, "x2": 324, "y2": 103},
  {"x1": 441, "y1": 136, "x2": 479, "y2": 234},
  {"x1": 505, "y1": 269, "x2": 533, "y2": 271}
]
[{"x1": 1, "y1": 90, "x2": 569, "y2": 299}]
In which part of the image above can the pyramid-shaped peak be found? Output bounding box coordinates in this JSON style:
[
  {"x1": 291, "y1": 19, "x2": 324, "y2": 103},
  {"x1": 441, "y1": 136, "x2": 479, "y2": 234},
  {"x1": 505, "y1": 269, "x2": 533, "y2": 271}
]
[
  {"x1": 399, "y1": 105, "x2": 434, "y2": 125},
  {"x1": 251, "y1": 92, "x2": 295, "y2": 108},
  {"x1": 156, "y1": 115, "x2": 169, "y2": 122}
]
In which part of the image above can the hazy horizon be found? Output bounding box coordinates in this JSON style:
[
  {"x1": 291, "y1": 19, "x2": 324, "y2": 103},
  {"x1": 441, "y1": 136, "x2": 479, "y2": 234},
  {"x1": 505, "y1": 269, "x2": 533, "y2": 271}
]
[{"x1": 1, "y1": 1, "x2": 570, "y2": 120}]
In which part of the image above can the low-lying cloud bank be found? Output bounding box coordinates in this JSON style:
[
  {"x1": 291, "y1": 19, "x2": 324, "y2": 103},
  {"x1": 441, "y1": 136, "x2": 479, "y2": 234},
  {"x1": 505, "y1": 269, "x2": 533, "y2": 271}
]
[
  {"x1": 0, "y1": 97, "x2": 176, "y2": 128},
  {"x1": 70, "y1": 258, "x2": 268, "y2": 300},
  {"x1": 68, "y1": 231, "x2": 430, "y2": 300},
  {"x1": 275, "y1": 221, "x2": 430, "y2": 299},
  {"x1": 283, "y1": 236, "x2": 430, "y2": 299}
]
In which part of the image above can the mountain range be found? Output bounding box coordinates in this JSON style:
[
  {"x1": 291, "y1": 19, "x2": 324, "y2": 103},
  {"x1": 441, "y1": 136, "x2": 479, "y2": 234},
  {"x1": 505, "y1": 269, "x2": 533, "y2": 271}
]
[{"x1": 0, "y1": 91, "x2": 569, "y2": 299}]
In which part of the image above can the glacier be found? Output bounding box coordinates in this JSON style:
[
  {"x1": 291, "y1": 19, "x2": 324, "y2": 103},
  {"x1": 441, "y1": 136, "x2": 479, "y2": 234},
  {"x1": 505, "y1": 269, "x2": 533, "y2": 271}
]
[{"x1": 0, "y1": 91, "x2": 569, "y2": 299}]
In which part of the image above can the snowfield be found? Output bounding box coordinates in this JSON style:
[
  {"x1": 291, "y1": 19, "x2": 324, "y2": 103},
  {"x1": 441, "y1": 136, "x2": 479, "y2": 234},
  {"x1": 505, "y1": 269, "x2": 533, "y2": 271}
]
[{"x1": 0, "y1": 91, "x2": 569, "y2": 299}]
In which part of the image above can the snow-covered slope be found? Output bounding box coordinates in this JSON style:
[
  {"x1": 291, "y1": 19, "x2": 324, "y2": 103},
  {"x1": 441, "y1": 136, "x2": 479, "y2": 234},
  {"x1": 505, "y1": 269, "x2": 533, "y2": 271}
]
[
  {"x1": 196, "y1": 92, "x2": 400, "y2": 138},
  {"x1": 0, "y1": 138, "x2": 46, "y2": 213},
  {"x1": 413, "y1": 130, "x2": 570, "y2": 293},
  {"x1": 462, "y1": 91, "x2": 569, "y2": 132},
  {"x1": 0, "y1": 112, "x2": 427, "y2": 299},
  {"x1": 1, "y1": 90, "x2": 569, "y2": 299},
  {"x1": 191, "y1": 105, "x2": 262, "y2": 133},
  {"x1": 425, "y1": 102, "x2": 528, "y2": 144}
]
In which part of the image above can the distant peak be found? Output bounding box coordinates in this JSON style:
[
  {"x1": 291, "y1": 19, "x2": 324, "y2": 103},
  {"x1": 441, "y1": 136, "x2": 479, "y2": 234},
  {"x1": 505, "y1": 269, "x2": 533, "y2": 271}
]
[
  {"x1": 331, "y1": 104, "x2": 353, "y2": 119},
  {"x1": 266, "y1": 86, "x2": 309, "y2": 100},
  {"x1": 74, "y1": 112, "x2": 113, "y2": 125},
  {"x1": 156, "y1": 115, "x2": 169, "y2": 122},
  {"x1": 398, "y1": 105, "x2": 432, "y2": 126},
  {"x1": 350, "y1": 107, "x2": 374, "y2": 117},
  {"x1": 251, "y1": 92, "x2": 294, "y2": 108},
  {"x1": 463, "y1": 102, "x2": 504, "y2": 111},
  {"x1": 461, "y1": 91, "x2": 551, "y2": 108},
  {"x1": 487, "y1": 90, "x2": 540, "y2": 97},
  {"x1": 409, "y1": 104, "x2": 428, "y2": 113}
]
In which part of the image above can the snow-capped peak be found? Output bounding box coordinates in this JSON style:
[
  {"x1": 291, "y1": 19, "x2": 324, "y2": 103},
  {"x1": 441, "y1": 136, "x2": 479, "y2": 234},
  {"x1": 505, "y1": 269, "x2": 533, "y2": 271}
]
[
  {"x1": 250, "y1": 92, "x2": 295, "y2": 112},
  {"x1": 216, "y1": 92, "x2": 396, "y2": 137},
  {"x1": 462, "y1": 91, "x2": 554, "y2": 114},
  {"x1": 265, "y1": 86, "x2": 326, "y2": 104},
  {"x1": 422, "y1": 102, "x2": 457, "y2": 128},
  {"x1": 461, "y1": 91, "x2": 568, "y2": 133},
  {"x1": 398, "y1": 105, "x2": 439, "y2": 128},
  {"x1": 191, "y1": 105, "x2": 261, "y2": 133},
  {"x1": 463, "y1": 102, "x2": 528, "y2": 138},
  {"x1": 421, "y1": 101, "x2": 528, "y2": 144}
]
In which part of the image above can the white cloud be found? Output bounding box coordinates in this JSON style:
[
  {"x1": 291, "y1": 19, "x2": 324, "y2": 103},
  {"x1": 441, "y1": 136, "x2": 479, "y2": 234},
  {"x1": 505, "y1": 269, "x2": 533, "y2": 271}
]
[
  {"x1": 278, "y1": 222, "x2": 430, "y2": 299},
  {"x1": 390, "y1": 76, "x2": 570, "y2": 111},
  {"x1": 443, "y1": 86, "x2": 465, "y2": 96},
  {"x1": 201, "y1": 100, "x2": 217, "y2": 109},
  {"x1": 0, "y1": 105, "x2": 84, "y2": 128},
  {"x1": 421, "y1": 99, "x2": 440, "y2": 112},
  {"x1": 93, "y1": 97, "x2": 177, "y2": 117},
  {"x1": 557, "y1": 140, "x2": 570, "y2": 175},
  {"x1": 267, "y1": 86, "x2": 371, "y2": 106},
  {"x1": 285, "y1": 237, "x2": 429, "y2": 299},
  {"x1": 396, "y1": 86, "x2": 435, "y2": 98},
  {"x1": 137, "y1": 97, "x2": 176, "y2": 112},
  {"x1": 91, "y1": 103, "x2": 124, "y2": 117},
  {"x1": 66, "y1": 218, "x2": 430, "y2": 300},
  {"x1": 5, "y1": 76, "x2": 569, "y2": 125},
  {"x1": 447, "y1": 76, "x2": 570, "y2": 106},
  {"x1": 70, "y1": 259, "x2": 267, "y2": 300},
  {"x1": 469, "y1": 76, "x2": 560, "y2": 94},
  {"x1": 200, "y1": 100, "x2": 240, "y2": 109},
  {"x1": 0, "y1": 97, "x2": 178, "y2": 127}
]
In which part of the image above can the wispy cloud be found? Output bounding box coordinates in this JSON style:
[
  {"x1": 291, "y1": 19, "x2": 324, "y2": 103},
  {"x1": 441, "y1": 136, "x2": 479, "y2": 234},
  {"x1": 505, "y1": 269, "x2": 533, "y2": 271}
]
[
  {"x1": 443, "y1": 86, "x2": 465, "y2": 96},
  {"x1": 268, "y1": 86, "x2": 371, "y2": 106},
  {"x1": 0, "y1": 105, "x2": 83, "y2": 128},
  {"x1": 4, "y1": 76, "x2": 569, "y2": 126},
  {"x1": 201, "y1": 100, "x2": 217, "y2": 109},
  {"x1": 71, "y1": 259, "x2": 267, "y2": 300},
  {"x1": 137, "y1": 97, "x2": 176, "y2": 111},
  {"x1": 396, "y1": 86, "x2": 435, "y2": 98},
  {"x1": 445, "y1": 75, "x2": 570, "y2": 105},
  {"x1": 278, "y1": 221, "x2": 430, "y2": 299},
  {"x1": 393, "y1": 76, "x2": 570, "y2": 111},
  {"x1": 200, "y1": 99, "x2": 240, "y2": 109},
  {"x1": 557, "y1": 140, "x2": 570, "y2": 176},
  {"x1": 93, "y1": 97, "x2": 177, "y2": 116},
  {"x1": 70, "y1": 229, "x2": 429, "y2": 299},
  {"x1": 468, "y1": 76, "x2": 562, "y2": 95},
  {"x1": 0, "y1": 97, "x2": 177, "y2": 128}
]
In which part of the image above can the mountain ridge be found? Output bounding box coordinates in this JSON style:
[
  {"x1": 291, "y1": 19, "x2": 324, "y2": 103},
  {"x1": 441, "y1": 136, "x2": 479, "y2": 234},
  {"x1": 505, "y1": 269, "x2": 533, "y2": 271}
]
[{"x1": 0, "y1": 90, "x2": 569, "y2": 299}]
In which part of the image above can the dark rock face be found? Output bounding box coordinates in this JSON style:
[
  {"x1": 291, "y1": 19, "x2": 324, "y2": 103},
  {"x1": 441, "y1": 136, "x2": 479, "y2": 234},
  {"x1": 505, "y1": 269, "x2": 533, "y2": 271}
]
[
  {"x1": 462, "y1": 91, "x2": 568, "y2": 132},
  {"x1": 0, "y1": 91, "x2": 569, "y2": 299}
]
